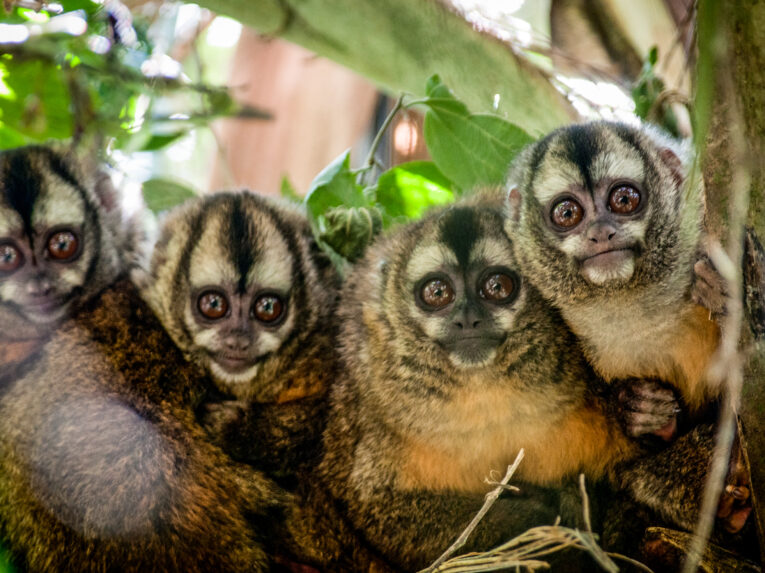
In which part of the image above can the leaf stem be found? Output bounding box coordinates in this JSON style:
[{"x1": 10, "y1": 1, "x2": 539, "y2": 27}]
[{"x1": 359, "y1": 93, "x2": 405, "y2": 183}]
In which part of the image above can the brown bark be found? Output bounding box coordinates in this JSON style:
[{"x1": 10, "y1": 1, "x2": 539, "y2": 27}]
[{"x1": 697, "y1": 0, "x2": 765, "y2": 562}]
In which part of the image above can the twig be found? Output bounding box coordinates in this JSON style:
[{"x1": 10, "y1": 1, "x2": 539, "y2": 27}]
[
  {"x1": 607, "y1": 551, "x2": 656, "y2": 573},
  {"x1": 681, "y1": 26, "x2": 752, "y2": 573},
  {"x1": 422, "y1": 449, "x2": 525, "y2": 573},
  {"x1": 357, "y1": 93, "x2": 405, "y2": 184},
  {"x1": 576, "y1": 474, "x2": 619, "y2": 573}
]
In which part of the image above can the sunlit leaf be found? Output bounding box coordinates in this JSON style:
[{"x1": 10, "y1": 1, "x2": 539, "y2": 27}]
[
  {"x1": 142, "y1": 178, "x2": 198, "y2": 213},
  {"x1": 416, "y1": 76, "x2": 534, "y2": 190},
  {"x1": 423, "y1": 110, "x2": 533, "y2": 190},
  {"x1": 0, "y1": 124, "x2": 31, "y2": 150},
  {"x1": 0, "y1": 59, "x2": 72, "y2": 140},
  {"x1": 139, "y1": 132, "x2": 188, "y2": 152},
  {"x1": 375, "y1": 161, "x2": 454, "y2": 221}
]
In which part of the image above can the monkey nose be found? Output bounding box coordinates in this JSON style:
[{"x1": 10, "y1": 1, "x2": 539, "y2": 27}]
[
  {"x1": 587, "y1": 222, "x2": 617, "y2": 243},
  {"x1": 223, "y1": 334, "x2": 251, "y2": 353},
  {"x1": 453, "y1": 309, "x2": 482, "y2": 330},
  {"x1": 26, "y1": 276, "x2": 53, "y2": 297}
]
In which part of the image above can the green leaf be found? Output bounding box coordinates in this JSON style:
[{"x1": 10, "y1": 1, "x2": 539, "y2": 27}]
[
  {"x1": 375, "y1": 161, "x2": 454, "y2": 221},
  {"x1": 421, "y1": 74, "x2": 469, "y2": 116},
  {"x1": 0, "y1": 124, "x2": 31, "y2": 150},
  {"x1": 304, "y1": 150, "x2": 369, "y2": 220},
  {"x1": 142, "y1": 178, "x2": 198, "y2": 213},
  {"x1": 0, "y1": 542, "x2": 14, "y2": 573},
  {"x1": 423, "y1": 110, "x2": 534, "y2": 189},
  {"x1": 0, "y1": 58, "x2": 72, "y2": 141},
  {"x1": 139, "y1": 132, "x2": 188, "y2": 152}
]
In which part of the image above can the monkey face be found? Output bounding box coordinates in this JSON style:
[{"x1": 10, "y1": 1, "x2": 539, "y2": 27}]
[
  {"x1": 381, "y1": 206, "x2": 526, "y2": 370},
  {"x1": 506, "y1": 121, "x2": 699, "y2": 301},
  {"x1": 183, "y1": 212, "x2": 297, "y2": 388},
  {"x1": 146, "y1": 192, "x2": 330, "y2": 400},
  {"x1": 541, "y1": 175, "x2": 647, "y2": 286},
  {"x1": 0, "y1": 147, "x2": 107, "y2": 330}
]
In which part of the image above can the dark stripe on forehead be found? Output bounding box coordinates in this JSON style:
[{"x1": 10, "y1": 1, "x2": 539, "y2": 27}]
[
  {"x1": 226, "y1": 194, "x2": 256, "y2": 294},
  {"x1": 439, "y1": 206, "x2": 481, "y2": 269},
  {"x1": 173, "y1": 204, "x2": 209, "y2": 344},
  {"x1": 564, "y1": 124, "x2": 600, "y2": 192},
  {"x1": 2, "y1": 149, "x2": 42, "y2": 236},
  {"x1": 526, "y1": 137, "x2": 551, "y2": 192},
  {"x1": 251, "y1": 196, "x2": 308, "y2": 342},
  {"x1": 610, "y1": 123, "x2": 658, "y2": 186},
  {"x1": 44, "y1": 148, "x2": 83, "y2": 192},
  {"x1": 41, "y1": 148, "x2": 104, "y2": 289}
]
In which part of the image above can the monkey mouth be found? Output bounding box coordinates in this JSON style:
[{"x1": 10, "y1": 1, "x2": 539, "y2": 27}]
[
  {"x1": 22, "y1": 297, "x2": 70, "y2": 322},
  {"x1": 580, "y1": 248, "x2": 636, "y2": 285},
  {"x1": 210, "y1": 353, "x2": 257, "y2": 373},
  {"x1": 443, "y1": 335, "x2": 504, "y2": 367}
]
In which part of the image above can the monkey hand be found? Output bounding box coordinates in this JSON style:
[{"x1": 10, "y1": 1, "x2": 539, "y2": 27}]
[
  {"x1": 717, "y1": 430, "x2": 752, "y2": 534},
  {"x1": 692, "y1": 254, "x2": 728, "y2": 319},
  {"x1": 613, "y1": 378, "x2": 680, "y2": 442},
  {"x1": 200, "y1": 399, "x2": 247, "y2": 446}
]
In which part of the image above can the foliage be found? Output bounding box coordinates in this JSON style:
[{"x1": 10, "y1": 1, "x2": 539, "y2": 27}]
[
  {"x1": 0, "y1": 0, "x2": 266, "y2": 206},
  {"x1": 302, "y1": 75, "x2": 533, "y2": 271},
  {"x1": 631, "y1": 46, "x2": 682, "y2": 138}
]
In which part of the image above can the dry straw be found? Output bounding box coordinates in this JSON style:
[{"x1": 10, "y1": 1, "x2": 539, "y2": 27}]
[{"x1": 419, "y1": 450, "x2": 653, "y2": 573}]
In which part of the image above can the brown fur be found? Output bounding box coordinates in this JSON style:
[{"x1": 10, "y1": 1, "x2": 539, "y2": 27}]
[
  {"x1": 0, "y1": 279, "x2": 285, "y2": 572},
  {"x1": 505, "y1": 121, "x2": 720, "y2": 416},
  {"x1": 289, "y1": 203, "x2": 646, "y2": 572}
]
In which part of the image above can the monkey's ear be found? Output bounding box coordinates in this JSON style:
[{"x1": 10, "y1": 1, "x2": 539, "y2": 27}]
[
  {"x1": 506, "y1": 186, "x2": 522, "y2": 223},
  {"x1": 658, "y1": 148, "x2": 685, "y2": 190}
]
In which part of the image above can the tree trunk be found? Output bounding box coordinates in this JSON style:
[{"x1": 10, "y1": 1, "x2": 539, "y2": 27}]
[{"x1": 697, "y1": 0, "x2": 765, "y2": 560}]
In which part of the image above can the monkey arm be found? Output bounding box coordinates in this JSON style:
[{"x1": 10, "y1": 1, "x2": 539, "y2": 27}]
[
  {"x1": 202, "y1": 396, "x2": 328, "y2": 482},
  {"x1": 612, "y1": 424, "x2": 751, "y2": 534}
]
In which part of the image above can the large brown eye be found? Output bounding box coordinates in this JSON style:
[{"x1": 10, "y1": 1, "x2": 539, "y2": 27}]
[
  {"x1": 198, "y1": 291, "x2": 228, "y2": 319},
  {"x1": 480, "y1": 272, "x2": 516, "y2": 303},
  {"x1": 420, "y1": 277, "x2": 455, "y2": 310},
  {"x1": 0, "y1": 243, "x2": 23, "y2": 273},
  {"x1": 609, "y1": 185, "x2": 641, "y2": 214},
  {"x1": 47, "y1": 230, "x2": 79, "y2": 261},
  {"x1": 551, "y1": 199, "x2": 583, "y2": 229},
  {"x1": 253, "y1": 294, "x2": 284, "y2": 323}
]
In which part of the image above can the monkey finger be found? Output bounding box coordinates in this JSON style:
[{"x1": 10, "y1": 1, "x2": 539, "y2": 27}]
[
  {"x1": 726, "y1": 485, "x2": 750, "y2": 501},
  {"x1": 692, "y1": 282, "x2": 727, "y2": 316},
  {"x1": 625, "y1": 412, "x2": 677, "y2": 437},
  {"x1": 694, "y1": 258, "x2": 725, "y2": 290}
]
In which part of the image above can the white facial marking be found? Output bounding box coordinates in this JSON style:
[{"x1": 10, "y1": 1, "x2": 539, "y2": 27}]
[
  {"x1": 33, "y1": 177, "x2": 86, "y2": 228},
  {"x1": 0, "y1": 206, "x2": 21, "y2": 236},
  {"x1": 188, "y1": 216, "x2": 238, "y2": 288},
  {"x1": 470, "y1": 238, "x2": 514, "y2": 268},
  {"x1": 449, "y1": 348, "x2": 497, "y2": 369},
  {"x1": 406, "y1": 244, "x2": 457, "y2": 284},
  {"x1": 248, "y1": 228, "x2": 293, "y2": 292},
  {"x1": 532, "y1": 159, "x2": 583, "y2": 205},
  {"x1": 581, "y1": 257, "x2": 635, "y2": 285},
  {"x1": 208, "y1": 360, "x2": 261, "y2": 386},
  {"x1": 590, "y1": 147, "x2": 645, "y2": 184}
]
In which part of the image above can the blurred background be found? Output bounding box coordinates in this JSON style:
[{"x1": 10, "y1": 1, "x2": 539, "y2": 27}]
[{"x1": 0, "y1": 0, "x2": 694, "y2": 204}]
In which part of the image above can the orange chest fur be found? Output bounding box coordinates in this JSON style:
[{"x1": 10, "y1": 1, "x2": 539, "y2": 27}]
[
  {"x1": 590, "y1": 305, "x2": 720, "y2": 412},
  {"x1": 396, "y1": 385, "x2": 631, "y2": 492}
]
